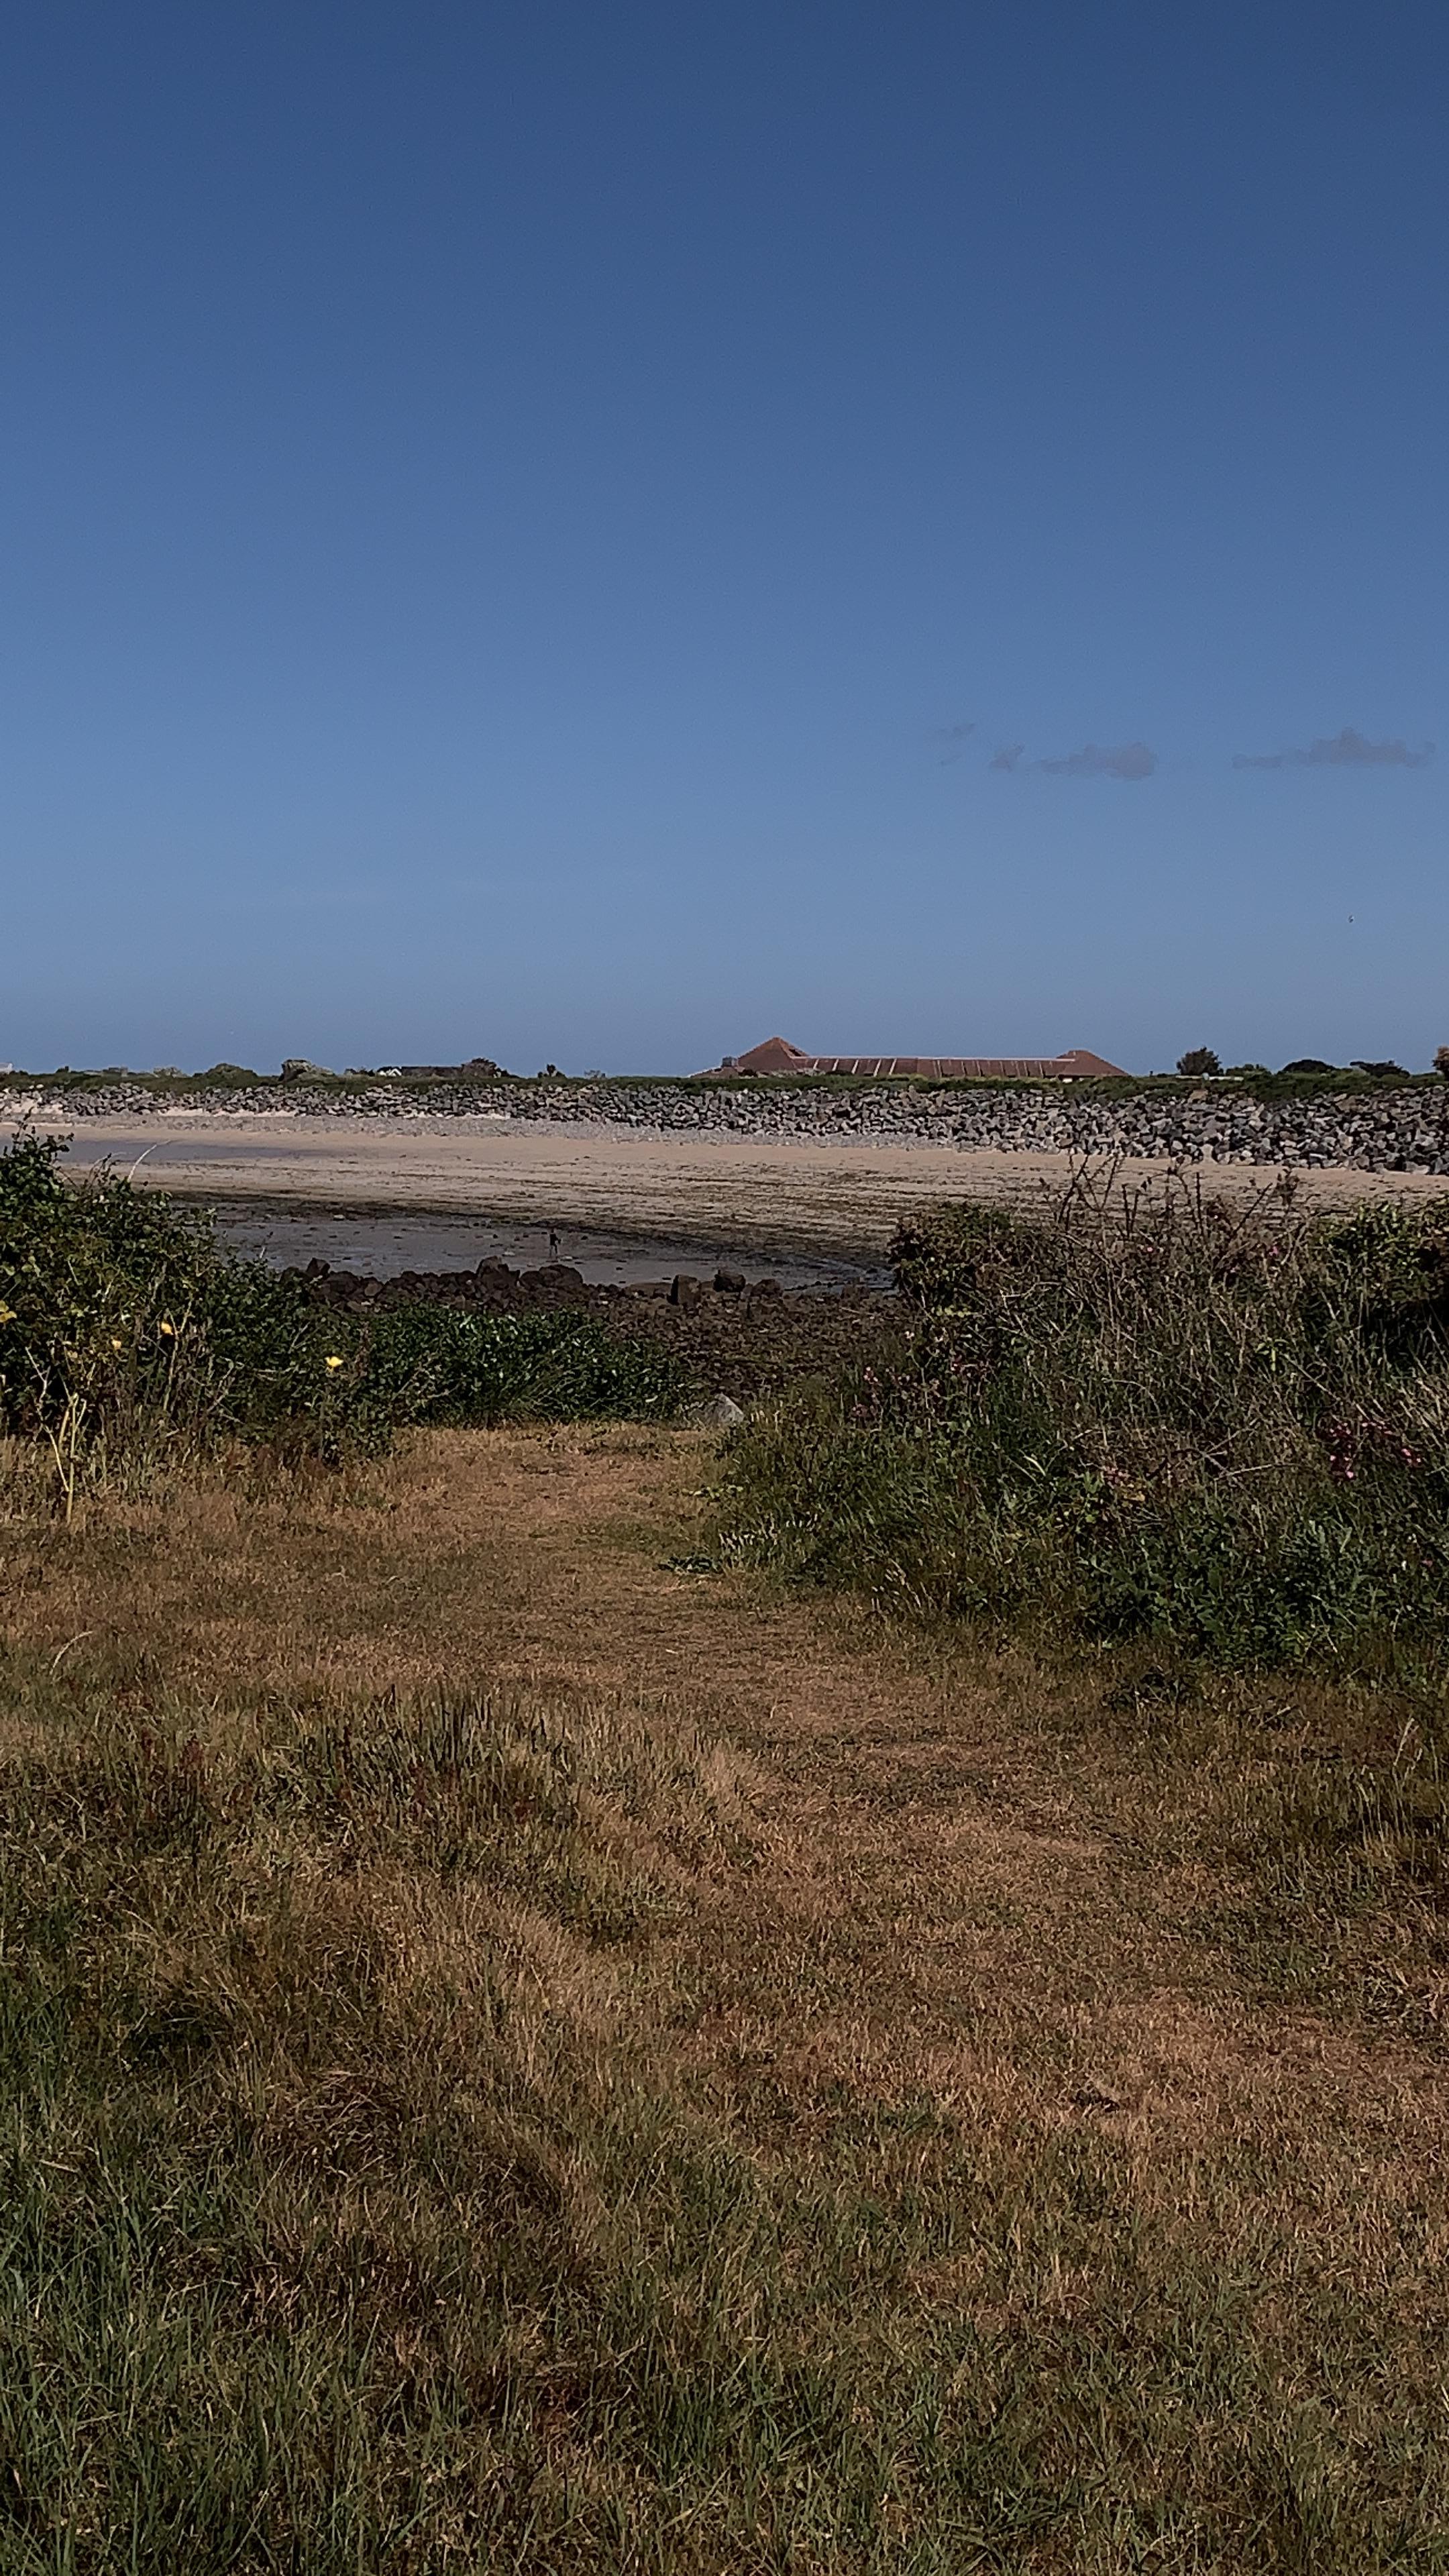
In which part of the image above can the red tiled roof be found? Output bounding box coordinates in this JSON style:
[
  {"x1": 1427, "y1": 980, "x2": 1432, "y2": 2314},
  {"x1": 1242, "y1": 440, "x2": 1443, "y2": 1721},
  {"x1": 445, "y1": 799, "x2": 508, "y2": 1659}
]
[{"x1": 710, "y1": 1038, "x2": 1128, "y2": 1079}]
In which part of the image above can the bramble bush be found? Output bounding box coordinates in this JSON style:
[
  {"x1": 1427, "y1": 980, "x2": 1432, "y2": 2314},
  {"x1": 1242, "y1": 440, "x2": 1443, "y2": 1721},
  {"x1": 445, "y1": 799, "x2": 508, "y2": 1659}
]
[
  {"x1": 722, "y1": 1168, "x2": 1449, "y2": 1679},
  {"x1": 0, "y1": 1134, "x2": 684, "y2": 1494}
]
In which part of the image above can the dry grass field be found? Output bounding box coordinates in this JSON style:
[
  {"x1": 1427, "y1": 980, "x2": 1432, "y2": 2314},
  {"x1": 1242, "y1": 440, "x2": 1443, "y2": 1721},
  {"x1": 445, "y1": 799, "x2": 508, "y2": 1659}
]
[{"x1": 2, "y1": 1424, "x2": 1446, "y2": 2568}]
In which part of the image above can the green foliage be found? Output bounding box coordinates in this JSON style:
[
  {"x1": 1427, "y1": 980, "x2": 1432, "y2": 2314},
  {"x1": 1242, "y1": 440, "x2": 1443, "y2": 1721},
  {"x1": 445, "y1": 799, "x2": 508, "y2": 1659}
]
[
  {"x1": 0, "y1": 1132, "x2": 243, "y2": 1474},
  {"x1": 353, "y1": 1299, "x2": 683, "y2": 1428},
  {"x1": 0, "y1": 1133, "x2": 684, "y2": 1487},
  {"x1": 1176, "y1": 1045, "x2": 1222, "y2": 1077},
  {"x1": 722, "y1": 1176, "x2": 1449, "y2": 1680}
]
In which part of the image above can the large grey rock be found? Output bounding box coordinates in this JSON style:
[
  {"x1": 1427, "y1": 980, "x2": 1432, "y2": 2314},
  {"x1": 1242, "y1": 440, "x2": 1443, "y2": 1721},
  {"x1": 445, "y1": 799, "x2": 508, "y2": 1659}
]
[{"x1": 692, "y1": 1392, "x2": 745, "y2": 1428}]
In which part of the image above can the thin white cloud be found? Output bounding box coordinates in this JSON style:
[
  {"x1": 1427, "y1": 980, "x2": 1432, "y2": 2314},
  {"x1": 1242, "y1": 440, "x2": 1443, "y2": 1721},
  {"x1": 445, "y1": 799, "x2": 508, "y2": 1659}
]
[
  {"x1": 1026, "y1": 741, "x2": 1157, "y2": 780},
  {"x1": 1234, "y1": 725, "x2": 1434, "y2": 771}
]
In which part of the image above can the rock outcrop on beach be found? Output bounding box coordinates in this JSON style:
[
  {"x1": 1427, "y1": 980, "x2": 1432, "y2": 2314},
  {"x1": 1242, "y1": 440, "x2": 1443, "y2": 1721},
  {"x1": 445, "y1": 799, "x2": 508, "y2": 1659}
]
[{"x1": 291, "y1": 1253, "x2": 881, "y2": 1401}]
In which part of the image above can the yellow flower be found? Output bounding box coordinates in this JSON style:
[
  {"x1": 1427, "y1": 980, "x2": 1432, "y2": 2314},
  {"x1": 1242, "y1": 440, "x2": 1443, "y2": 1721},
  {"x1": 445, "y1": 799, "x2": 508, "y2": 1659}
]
[
  {"x1": 111, "y1": 1336, "x2": 123, "y2": 1352},
  {"x1": 325, "y1": 1354, "x2": 344, "y2": 1371},
  {"x1": 158, "y1": 1320, "x2": 176, "y2": 1338},
  {"x1": 0, "y1": 1302, "x2": 15, "y2": 1326}
]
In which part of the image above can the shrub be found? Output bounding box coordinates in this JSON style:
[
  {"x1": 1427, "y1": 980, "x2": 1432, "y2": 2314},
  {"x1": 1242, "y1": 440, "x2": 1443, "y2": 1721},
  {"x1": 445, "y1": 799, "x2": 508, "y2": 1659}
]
[
  {"x1": 1175, "y1": 1046, "x2": 1222, "y2": 1077},
  {"x1": 0, "y1": 1132, "x2": 250, "y2": 1479},
  {"x1": 332, "y1": 1301, "x2": 686, "y2": 1436},
  {"x1": 721, "y1": 1172, "x2": 1449, "y2": 1681}
]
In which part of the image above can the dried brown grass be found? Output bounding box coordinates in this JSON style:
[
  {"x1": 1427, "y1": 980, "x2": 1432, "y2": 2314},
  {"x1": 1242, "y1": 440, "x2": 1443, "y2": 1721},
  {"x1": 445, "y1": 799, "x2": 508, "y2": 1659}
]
[
  {"x1": 3, "y1": 1425, "x2": 1448, "y2": 2565},
  {"x1": 7, "y1": 1425, "x2": 1445, "y2": 2143}
]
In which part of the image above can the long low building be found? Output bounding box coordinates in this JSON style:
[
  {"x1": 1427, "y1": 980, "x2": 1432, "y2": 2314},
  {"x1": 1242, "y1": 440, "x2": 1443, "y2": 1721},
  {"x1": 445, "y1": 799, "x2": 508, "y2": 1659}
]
[{"x1": 710, "y1": 1035, "x2": 1129, "y2": 1080}]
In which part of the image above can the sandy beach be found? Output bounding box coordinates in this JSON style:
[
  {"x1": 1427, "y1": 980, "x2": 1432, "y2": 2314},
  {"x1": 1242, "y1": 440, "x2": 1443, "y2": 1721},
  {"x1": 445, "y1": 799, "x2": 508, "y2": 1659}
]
[{"x1": 35, "y1": 1110, "x2": 1449, "y2": 1263}]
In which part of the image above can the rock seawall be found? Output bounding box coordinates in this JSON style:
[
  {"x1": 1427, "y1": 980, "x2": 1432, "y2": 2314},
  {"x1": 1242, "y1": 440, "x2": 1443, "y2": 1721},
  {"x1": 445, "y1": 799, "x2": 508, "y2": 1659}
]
[{"x1": 12, "y1": 1078, "x2": 1449, "y2": 1175}]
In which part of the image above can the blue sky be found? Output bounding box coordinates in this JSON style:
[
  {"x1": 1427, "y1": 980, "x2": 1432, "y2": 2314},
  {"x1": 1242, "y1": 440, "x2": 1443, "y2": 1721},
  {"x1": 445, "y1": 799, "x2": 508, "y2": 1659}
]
[{"x1": 2, "y1": 0, "x2": 1445, "y2": 1075}]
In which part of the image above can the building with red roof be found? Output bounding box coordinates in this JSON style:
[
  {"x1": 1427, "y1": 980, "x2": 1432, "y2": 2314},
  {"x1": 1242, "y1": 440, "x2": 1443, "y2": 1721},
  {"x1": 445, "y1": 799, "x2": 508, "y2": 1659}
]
[{"x1": 706, "y1": 1036, "x2": 1128, "y2": 1079}]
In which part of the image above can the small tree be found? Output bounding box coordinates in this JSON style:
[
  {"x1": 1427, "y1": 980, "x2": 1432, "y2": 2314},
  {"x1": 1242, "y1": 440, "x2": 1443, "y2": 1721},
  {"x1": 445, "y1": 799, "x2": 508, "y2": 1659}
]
[
  {"x1": 1435, "y1": 1046, "x2": 1449, "y2": 1080},
  {"x1": 1176, "y1": 1046, "x2": 1222, "y2": 1078}
]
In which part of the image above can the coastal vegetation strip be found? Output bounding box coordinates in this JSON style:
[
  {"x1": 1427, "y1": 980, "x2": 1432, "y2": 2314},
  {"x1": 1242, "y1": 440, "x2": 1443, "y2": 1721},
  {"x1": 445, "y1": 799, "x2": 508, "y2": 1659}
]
[{"x1": 8, "y1": 1058, "x2": 1448, "y2": 1103}]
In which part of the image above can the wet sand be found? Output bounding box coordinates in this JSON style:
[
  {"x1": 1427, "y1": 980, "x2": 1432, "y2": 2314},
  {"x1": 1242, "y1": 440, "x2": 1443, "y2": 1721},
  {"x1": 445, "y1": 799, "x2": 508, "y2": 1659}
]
[
  {"x1": 38, "y1": 1111, "x2": 1449, "y2": 1266},
  {"x1": 205, "y1": 1201, "x2": 869, "y2": 1291}
]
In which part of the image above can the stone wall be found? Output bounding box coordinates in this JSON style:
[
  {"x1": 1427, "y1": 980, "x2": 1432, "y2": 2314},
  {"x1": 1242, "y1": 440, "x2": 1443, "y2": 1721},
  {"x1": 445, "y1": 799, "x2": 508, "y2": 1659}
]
[{"x1": 11, "y1": 1078, "x2": 1449, "y2": 1174}]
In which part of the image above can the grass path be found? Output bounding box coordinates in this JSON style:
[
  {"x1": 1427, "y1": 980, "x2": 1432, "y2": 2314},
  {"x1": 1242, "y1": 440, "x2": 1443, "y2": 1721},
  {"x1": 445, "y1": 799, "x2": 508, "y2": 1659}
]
[
  {"x1": 4, "y1": 1426, "x2": 1448, "y2": 2567},
  {"x1": 17, "y1": 1424, "x2": 1437, "y2": 2148}
]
